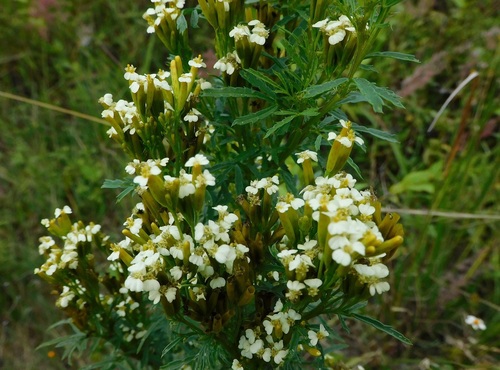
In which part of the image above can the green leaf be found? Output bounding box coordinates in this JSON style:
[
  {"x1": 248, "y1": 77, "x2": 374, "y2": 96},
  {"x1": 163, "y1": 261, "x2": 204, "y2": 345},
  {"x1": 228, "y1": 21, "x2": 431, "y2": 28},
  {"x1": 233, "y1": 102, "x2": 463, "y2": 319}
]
[
  {"x1": 264, "y1": 113, "x2": 296, "y2": 138},
  {"x1": 383, "y1": 0, "x2": 406, "y2": 7},
  {"x1": 160, "y1": 357, "x2": 196, "y2": 370},
  {"x1": 303, "y1": 78, "x2": 348, "y2": 99},
  {"x1": 176, "y1": 14, "x2": 188, "y2": 34},
  {"x1": 102, "y1": 178, "x2": 135, "y2": 202},
  {"x1": 201, "y1": 86, "x2": 270, "y2": 101},
  {"x1": 366, "y1": 51, "x2": 420, "y2": 63},
  {"x1": 338, "y1": 315, "x2": 350, "y2": 333},
  {"x1": 353, "y1": 78, "x2": 404, "y2": 113},
  {"x1": 240, "y1": 69, "x2": 278, "y2": 100},
  {"x1": 161, "y1": 335, "x2": 185, "y2": 357},
  {"x1": 232, "y1": 104, "x2": 278, "y2": 126},
  {"x1": 352, "y1": 124, "x2": 399, "y2": 143},
  {"x1": 346, "y1": 157, "x2": 363, "y2": 179},
  {"x1": 190, "y1": 8, "x2": 199, "y2": 28},
  {"x1": 101, "y1": 178, "x2": 132, "y2": 189},
  {"x1": 359, "y1": 64, "x2": 378, "y2": 73},
  {"x1": 351, "y1": 313, "x2": 413, "y2": 345},
  {"x1": 234, "y1": 165, "x2": 243, "y2": 194},
  {"x1": 353, "y1": 78, "x2": 384, "y2": 113},
  {"x1": 389, "y1": 162, "x2": 443, "y2": 195},
  {"x1": 299, "y1": 107, "x2": 320, "y2": 117},
  {"x1": 314, "y1": 134, "x2": 323, "y2": 151}
]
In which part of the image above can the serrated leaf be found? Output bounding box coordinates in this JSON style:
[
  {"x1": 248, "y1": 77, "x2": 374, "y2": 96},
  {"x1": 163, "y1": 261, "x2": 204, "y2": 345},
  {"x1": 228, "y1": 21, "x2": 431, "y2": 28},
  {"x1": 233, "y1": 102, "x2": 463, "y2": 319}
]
[
  {"x1": 314, "y1": 134, "x2": 323, "y2": 151},
  {"x1": 366, "y1": 51, "x2": 420, "y2": 63},
  {"x1": 201, "y1": 86, "x2": 270, "y2": 100},
  {"x1": 353, "y1": 78, "x2": 385, "y2": 113},
  {"x1": 240, "y1": 69, "x2": 278, "y2": 100},
  {"x1": 337, "y1": 91, "x2": 368, "y2": 105},
  {"x1": 303, "y1": 78, "x2": 348, "y2": 98},
  {"x1": 351, "y1": 313, "x2": 413, "y2": 345},
  {"x1": 352, "y1": 124, "x2": 399, "y2": 143},
  {"x1": 190, "y1": 9, "x2": 199, "y2": 28},
  {"x1": 102, "y1": 179, "x2": 135, "y2": 201},
  {"x1": 264, "y1": 114, "x2": 296, "y2": 138},
  {"x1": 353, "y1": 78, "x2": 404, "y2": 113},
  {"x1": 102, "y1": 178, "x2": 131, "y2": 189},
  {"x1": 299, "y1": 107, "x2": 320, "y2": 117},
  {"x1": 116, "y1": 186, "x2": 135, "y2": 202},
  {"x1": 233, "y1": 104, "x2": 278, "y2": 126},
  {"x1": 176, "y1": 14, "x2": 188, "y2": 34},
  {"x1": 376, "y1": 86, "x2": 405, "y2": 109},
  {"x1": 359, "y1": 64, "x2": 378, "y2": 73}
]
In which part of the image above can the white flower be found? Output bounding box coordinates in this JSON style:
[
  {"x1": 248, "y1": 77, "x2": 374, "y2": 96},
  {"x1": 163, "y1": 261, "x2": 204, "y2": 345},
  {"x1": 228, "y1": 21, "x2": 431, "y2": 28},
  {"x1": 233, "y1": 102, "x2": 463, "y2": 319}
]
[
  {"x1": 232, "y1": 359, "x2": 244, "y2": 370},
  {"x1": 179, "y1": 73, "x2": 192, "y2": 83},
  {"x1": 133, "y1": 159, "x2": 163, "y2": 187},
  {"x1": 185, "y1": 153, "x2": 209, "y2": 167},
  {"x1": 238, "y1": 329, "x2": 263, "y2": 359},
  {"x1": 312, "y1": 19, "x2": 329, "y2": 29},
  {"x1": 38, "y1": 236, "x2": 55, "y2": 255},
  {"x1": 248, "y1": 20, "x2": 269, "y2": 45},
  {"x1": 308, "y1": 324, "x2": 329, "y2": 346},
  {"x1": 57, "y1": 286, "x2": 75, "y2": 308},
  {"x1": 169, "y1": 266, "x2": 183, "y2": 281},
  {"x1": 165, "y1": 287, "x2": 177, "y2": 303},
  {"x1": 296, "y1": 150, "x2": 318, "y2": 163},
  {"x1": 107, "y1": 244, "x2": 121, "y2": 261},
  {"x1": 465, "y1": 315, "x2": 486, "y2": 330},
  {"x1": 124, "y1": 276, "x2": 144, "y2": 292},
  {"x1": 188, "y1": 57, "x2": 206, "y2": 68},
  {"x1": 210, "y1": 277, "x2": 226, "y2": 289},
  {"x1": 229, "y1": 25, "x2": 250, "y2": 41},
  {"x1": 183, "y1": 109, "x2": 201, "y2": 122},
  {"x1": 328, "y1": 29, "x2": 347, "y2": 45},
  {"x1": 215, "y1": 244, "x2": 237, "y2": 271},
  {"x1": 124, "y1": 217, "x2": 143, "y2": 235},
  {"x1": 304, "y1": 278, "x2": 323, "y2": 296},
  {"x1": 245, "y1": 179, "x2": 260, "y2": 195},
  {"x1": 54, "y1": 205, "x2": 72, "y2": 218},
  {"x1": 143, "y1": 279, "x2": 160, "y2": 292},
  {"x1": 178, "y1": 171, "x2": 195, "y2": 198},
  {"x1": 286, "y1": 280, "x2": 306, "y2": 301},
  {"x1": 314, "y1": 15, "x2": 356, "y2": 46},
  {"x1": 353, "y1": 263, "x2": 390, "y2": 295},
  {"x1": 256, "y1": 176, "x2": 279, "y2": 195},
  {"x1": 270, "y1": 340, "x2": 288, "y2": 365}
]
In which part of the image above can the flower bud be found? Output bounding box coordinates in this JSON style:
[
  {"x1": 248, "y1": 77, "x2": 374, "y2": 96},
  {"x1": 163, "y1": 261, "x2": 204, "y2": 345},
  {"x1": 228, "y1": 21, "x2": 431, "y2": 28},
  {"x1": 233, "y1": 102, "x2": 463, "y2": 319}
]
[{"x1": 238, "y1": 285, "x2": 255, "y2": 306}]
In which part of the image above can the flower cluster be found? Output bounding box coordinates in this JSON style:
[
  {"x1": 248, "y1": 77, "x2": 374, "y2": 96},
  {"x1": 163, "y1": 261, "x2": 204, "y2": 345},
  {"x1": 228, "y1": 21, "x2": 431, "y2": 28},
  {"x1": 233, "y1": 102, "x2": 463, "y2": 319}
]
[
  {"x1": 99, "y1": 56, "x2": 211, "y2": 161},
  {"x1": 36, "y1": 1, "x2": 410, "y2": 368},
  {"x1": 143, "y1": 0, "x2": 186, "y2": 52}
]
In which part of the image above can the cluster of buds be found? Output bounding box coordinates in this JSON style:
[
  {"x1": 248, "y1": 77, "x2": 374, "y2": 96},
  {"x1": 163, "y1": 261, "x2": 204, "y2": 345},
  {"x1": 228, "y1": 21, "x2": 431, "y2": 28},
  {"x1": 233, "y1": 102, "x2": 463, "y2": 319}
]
[
  {"x1": 99, "y1": 56, "x2": 211, "y2": 163},
  {"x1": 143, "y1": 0, "x2": 187, "y2": 53},
  {"x1": 198, "y1": 0, "x2": 245, "y2": 55}
]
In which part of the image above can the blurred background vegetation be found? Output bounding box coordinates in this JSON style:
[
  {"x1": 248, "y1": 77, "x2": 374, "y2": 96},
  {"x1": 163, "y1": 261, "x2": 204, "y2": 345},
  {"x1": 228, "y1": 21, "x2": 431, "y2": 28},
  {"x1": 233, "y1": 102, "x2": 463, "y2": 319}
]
[{"x1": 0, "y1": 0, "x2": 498, "y2": 368}]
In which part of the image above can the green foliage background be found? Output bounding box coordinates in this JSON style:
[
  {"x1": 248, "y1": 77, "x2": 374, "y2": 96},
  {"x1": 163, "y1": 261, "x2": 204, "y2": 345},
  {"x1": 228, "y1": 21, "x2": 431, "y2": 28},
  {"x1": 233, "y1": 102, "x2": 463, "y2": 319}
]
[{"x1": 0, "y1": 0, "x2": 498, "y2": 368}]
